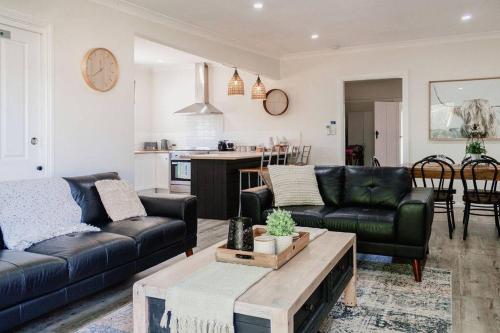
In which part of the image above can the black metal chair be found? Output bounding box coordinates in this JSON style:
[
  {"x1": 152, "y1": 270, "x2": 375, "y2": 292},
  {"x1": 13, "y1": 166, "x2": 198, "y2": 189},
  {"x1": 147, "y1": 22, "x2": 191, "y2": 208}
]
[
  {"x1": 461, "y1": 154, "x2": 498, "y2": 165},
  {"x1": 372, "y1": 156, "x2": 381, "y2": 167},
  {"x1": 461, "y1": 158, "x2": 500, "y2": 240},
  {"x1": 412, "y1": 156, "x2": 456, "y2": 239}
]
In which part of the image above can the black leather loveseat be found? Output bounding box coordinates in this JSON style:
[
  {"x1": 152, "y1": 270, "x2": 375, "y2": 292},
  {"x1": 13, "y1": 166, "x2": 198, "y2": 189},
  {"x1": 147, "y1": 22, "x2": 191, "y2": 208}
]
[
  {"x1": 241, "y1": 166, "x2": 434, "y2": 282},
  {"x1": 0, "y1": 172, "x2": 197, "y2": 332}
]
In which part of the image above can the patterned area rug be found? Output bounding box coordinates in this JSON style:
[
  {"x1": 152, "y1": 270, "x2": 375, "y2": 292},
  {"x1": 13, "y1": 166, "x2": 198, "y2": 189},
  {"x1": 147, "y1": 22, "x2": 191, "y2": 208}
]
[{"x1": 77, "y1": 261, "x2": 451, "y2": 333}]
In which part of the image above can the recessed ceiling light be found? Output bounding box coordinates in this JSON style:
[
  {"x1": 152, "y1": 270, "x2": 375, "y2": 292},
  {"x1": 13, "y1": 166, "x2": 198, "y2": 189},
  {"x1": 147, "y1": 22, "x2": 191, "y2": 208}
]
[
  {"x1": 311, "y1": 34, "x2": 319, "y2": 40},
  {"x1": 458, "y1": 87, "x2": 464, "y2": 90},
  {"x1": 253, "y1": 3, "x2": 263, "y2": 9},
  {"x1": 461, "y1": 14, "x2": 472, "y2": 21},
  {"x1": 157, "y1": 59, "x2": 164, "y2": 63}
]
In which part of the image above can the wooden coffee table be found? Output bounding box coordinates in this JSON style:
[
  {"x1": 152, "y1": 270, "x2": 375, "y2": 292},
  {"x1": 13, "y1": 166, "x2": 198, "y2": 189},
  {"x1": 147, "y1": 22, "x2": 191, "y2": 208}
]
[{"x1": 133, "y1": 231, "x2": 356, "y2": 333}]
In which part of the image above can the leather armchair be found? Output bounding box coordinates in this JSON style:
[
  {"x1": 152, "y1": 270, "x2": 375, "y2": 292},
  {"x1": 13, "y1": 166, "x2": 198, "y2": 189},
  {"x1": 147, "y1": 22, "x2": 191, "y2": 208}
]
[{"x1": 241, "y1": 166, "x2": 434, "y2": 282}]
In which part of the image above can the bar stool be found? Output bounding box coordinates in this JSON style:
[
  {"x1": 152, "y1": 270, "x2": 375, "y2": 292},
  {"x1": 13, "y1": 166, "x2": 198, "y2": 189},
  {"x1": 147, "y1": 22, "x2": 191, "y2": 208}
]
[
  {"x1": 296, "y1": 145, "x2": 312, "y2": 165},
  {"x1": 287, "y1": 146, "x2": 301, "y2": 165},
  {"x1": 238, "y1": 148, "x2": 275, "y2": 215}
]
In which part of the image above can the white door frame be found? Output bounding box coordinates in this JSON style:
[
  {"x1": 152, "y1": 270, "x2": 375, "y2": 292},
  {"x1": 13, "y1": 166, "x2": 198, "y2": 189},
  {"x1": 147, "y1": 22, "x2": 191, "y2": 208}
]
[
  {"x1": 336, "y1": 71, "x2": 409, "y2": 165},
  {"x1": 0, "y1": 7, "x2": 54, "y2": 177}
]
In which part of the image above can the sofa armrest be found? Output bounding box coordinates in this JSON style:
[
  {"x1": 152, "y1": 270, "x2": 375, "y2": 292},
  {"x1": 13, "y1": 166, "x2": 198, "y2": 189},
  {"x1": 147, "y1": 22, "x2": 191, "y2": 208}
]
[
  {"x1": 140, "y1": 195, "x2": 197, "y2": 236},
  {"x1": 240, "y1": 186, "x2": 273, "y2": 226},
  {"x1": 396, "y1": 188, "x2": 434, "y2": 247}
]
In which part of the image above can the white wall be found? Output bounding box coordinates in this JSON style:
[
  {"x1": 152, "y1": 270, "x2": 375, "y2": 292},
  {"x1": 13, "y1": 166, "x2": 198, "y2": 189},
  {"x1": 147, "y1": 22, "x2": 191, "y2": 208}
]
[
  {"x1": 281, "y1": 37, "x2": 500, "y2": 165},
  {"x1": 0, "y1": 0, "x2": 279, "y2": 182},
  {"x1": 134, "y1": 65, "x2": 153, "y2": 149}
]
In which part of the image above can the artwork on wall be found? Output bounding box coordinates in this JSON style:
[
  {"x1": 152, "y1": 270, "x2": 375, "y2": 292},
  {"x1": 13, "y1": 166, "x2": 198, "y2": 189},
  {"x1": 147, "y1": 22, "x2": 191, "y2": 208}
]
[{"x1": 429, "y1": 77, "x2": 500, "y2": 140}]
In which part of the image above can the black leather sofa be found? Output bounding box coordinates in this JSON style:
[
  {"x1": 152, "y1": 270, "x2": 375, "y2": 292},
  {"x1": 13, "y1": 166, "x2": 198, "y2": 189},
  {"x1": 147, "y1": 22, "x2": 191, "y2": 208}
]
[
  {"x1": 0, "y1": 172, "x2": 197, "y2": 332},
  {"x1": 241, "y1": 166, "x2": 434, "y2": 282}
]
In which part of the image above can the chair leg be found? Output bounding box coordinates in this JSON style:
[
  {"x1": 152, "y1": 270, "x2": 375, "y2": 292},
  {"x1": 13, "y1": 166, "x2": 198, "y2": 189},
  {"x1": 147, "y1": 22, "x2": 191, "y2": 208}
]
[
  {"x1": 445, "y1": 200, "x2": 453, "y2": 239},
  {"x1": 450, "y1": 201, "x2": 456, "y2": 230},
  {"x1": 494, "y1": 204, "x2": 500, "y2": 237},
  {"x1": 238, "y1": 171, "x2": 243, "y2": 216},
  {"x1": 411, "y1": 259, "x2": 422, "y2": 282},
  {"x1": 463, "y1": 203, "x2": 471, "y2": 240}
]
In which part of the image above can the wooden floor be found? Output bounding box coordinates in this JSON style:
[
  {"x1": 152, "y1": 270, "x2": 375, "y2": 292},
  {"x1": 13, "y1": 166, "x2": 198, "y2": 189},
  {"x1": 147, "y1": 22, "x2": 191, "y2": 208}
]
[{"x1": 14, "y1": 210, "x2": 500, "y2": 333}]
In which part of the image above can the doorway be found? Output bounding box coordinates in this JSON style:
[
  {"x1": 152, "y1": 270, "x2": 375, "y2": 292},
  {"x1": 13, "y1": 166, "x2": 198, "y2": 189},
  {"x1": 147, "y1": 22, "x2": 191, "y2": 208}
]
[{"x1": 344, "y1": 79, "x2": 403, "y2": 166}]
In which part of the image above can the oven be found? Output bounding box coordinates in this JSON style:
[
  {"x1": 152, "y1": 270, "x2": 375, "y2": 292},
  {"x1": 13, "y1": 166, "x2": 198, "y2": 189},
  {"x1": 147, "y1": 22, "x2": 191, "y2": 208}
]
[
  {"x1": 170, "y1": 153, "x2": 191, "y2": 193},
  {"x1": 169, "y1": 150, "x2": 211, "y2": 193}
]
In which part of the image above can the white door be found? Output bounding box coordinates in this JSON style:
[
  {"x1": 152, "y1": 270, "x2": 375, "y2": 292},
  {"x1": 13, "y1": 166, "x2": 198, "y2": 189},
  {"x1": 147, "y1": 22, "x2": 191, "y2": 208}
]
[
  {"x1": 374, "y1": 101, "x2": 401, "y2": 166},
  {"x1": 0, "y1": 24, "x2": 45, "y2": 180}
]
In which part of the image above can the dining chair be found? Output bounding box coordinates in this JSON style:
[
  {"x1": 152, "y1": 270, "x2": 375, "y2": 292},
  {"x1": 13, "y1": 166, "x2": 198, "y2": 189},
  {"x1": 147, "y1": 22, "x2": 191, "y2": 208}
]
[
  {"x1": 412, "y1": 155, "x2": 456, "y2": 239},
  {"x1": 461, "y1": 158, "x2": 500, "y2": 240},
  {"x1": 372, "y1": 156, "x2": 381, "y2": 167}
]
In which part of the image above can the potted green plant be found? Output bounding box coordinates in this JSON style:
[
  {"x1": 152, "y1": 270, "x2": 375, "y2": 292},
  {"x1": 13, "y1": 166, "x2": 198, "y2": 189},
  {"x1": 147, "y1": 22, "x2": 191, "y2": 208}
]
[
  {"x1": 266, "y1": 208, "x2": 295, "y2": 253},
  {"x1": 466, "y1": 141, "x2": 486, "y2": 160}
]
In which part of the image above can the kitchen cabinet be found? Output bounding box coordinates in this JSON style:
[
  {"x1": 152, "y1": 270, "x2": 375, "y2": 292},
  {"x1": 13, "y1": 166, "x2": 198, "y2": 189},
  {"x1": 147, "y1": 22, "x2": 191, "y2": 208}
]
[{"x1": 134, "y1": 153, "x2": 170, "y2": 191}]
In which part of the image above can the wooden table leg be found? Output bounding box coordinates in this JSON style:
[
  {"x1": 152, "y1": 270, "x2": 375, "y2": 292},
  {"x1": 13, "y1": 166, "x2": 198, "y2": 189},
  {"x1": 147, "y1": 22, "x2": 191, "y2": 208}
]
[
  {"x1": 343, "y1": 241, "x2": 357, "y2": 307},
  {"x1": 133, "y1": 282, "x2": 149, "y2": 333}
]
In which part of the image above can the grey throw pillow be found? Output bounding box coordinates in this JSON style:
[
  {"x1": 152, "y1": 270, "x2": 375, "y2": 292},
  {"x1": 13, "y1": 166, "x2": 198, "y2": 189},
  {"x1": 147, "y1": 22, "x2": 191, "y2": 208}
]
[{"x1": 95, "y1": 180, "x2": 147, "y2": 221}]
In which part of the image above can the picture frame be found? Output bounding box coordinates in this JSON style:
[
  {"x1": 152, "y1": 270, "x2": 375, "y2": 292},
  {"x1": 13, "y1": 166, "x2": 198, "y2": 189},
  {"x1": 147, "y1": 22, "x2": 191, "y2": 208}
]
[{"x1": 429, "y1": 77, "x2": 500, "y2": 141}]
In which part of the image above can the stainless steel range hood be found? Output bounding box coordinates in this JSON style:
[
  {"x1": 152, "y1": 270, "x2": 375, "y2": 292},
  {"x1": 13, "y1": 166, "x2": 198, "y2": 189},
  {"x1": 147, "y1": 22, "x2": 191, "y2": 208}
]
[{"x1": 174, "y1": 62, "x2": 223, "y2": 115}]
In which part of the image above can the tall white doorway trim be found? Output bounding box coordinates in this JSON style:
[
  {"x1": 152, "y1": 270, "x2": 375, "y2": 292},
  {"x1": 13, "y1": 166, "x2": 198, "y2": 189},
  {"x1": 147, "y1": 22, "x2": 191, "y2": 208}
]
[
  {"x1": 0, "y1": 7, "x2": 54, "y2": 177},
  {"x1": 336, "y1": 71, "x2": 409, "y2": 165}
]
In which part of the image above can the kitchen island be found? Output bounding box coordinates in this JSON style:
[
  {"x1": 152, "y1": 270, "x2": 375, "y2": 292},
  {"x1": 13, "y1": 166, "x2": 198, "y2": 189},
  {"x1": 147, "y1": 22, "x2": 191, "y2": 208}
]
[{"x1": 190, "y1": 152, "x2": 263, "y2": 219}]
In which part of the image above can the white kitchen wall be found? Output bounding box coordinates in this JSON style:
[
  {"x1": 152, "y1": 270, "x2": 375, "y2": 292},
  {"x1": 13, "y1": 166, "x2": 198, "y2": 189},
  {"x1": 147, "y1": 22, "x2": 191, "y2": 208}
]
[
  {"x1": 136, "y1": 63, "x2": 303, "y2": 150},
  {"x1": 0, "y1": 0, "x2": 279, "y2": 182}
]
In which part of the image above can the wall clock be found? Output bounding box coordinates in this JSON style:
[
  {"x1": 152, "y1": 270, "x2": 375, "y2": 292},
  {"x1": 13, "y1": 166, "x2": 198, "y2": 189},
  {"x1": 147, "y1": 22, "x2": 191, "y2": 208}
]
[
  {"x1": 81, "y1": 48, "x2": 119, "y2": 92},
  {"x1": 263, "y1": 89, "x2": 289, "y2": 116}
]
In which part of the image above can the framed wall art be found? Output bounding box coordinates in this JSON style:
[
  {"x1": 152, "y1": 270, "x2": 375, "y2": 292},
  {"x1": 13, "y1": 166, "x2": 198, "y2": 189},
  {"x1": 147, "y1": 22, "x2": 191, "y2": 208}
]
[{"x1": 429, "y1": 77, "x2": 500, "y2": 140}]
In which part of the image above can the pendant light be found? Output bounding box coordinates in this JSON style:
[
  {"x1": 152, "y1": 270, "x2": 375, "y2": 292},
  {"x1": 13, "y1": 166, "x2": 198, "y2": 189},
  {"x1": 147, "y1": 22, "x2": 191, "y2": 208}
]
[
  {"x1": 251, "y1": 75, "x2": 266, "y2": 100},
  {"x1": 228, "y1": 68, "x2": 244, "y2": 95}
]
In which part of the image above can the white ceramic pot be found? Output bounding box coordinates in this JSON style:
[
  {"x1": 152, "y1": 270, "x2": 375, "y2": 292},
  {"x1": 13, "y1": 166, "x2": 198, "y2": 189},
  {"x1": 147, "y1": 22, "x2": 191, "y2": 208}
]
[
  {"x1": 254, "y1": 235, "x2": 276, "y2": 255},
  {"x1": 274, "y1": 235, "x2": 293, "y2": 254},
  {"x1": 471, "y1": 153, "x2": 481, "y2": 160}
]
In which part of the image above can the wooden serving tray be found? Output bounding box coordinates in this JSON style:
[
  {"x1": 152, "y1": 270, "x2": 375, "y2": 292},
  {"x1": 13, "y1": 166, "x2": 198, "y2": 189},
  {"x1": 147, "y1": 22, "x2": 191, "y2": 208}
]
[{"x1": 215, "y1": 227, "x2": 310, "y2": 269}]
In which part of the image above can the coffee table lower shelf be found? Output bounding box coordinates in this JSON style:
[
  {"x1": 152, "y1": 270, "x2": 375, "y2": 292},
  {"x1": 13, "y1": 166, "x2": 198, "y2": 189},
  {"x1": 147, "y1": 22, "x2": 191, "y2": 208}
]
[{"x1": 145, "y1": 248, "x2": 353, "y2": 333}]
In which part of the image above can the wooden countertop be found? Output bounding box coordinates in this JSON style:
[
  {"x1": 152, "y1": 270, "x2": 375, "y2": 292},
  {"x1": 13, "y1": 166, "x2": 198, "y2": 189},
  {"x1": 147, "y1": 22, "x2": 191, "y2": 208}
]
[
  {"x1": 134, "y1": 150, "x2": 170, "y2": 154},
  {"x1": 189, "y1": 152, "x2": 263, "y2": 160}
]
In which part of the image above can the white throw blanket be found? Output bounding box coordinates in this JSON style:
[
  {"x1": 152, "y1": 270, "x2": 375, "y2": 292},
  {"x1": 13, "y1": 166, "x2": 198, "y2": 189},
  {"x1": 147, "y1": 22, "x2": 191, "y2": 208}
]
[
  {"x1": 160, "y1": 226, "x2": 328, "y2": 333},
  {"x1": 0, "y1": 178, "x2": 99, "y2": 250},
  {"x1": 160, "y1": 262, "x2": 272, "y2": 333}
]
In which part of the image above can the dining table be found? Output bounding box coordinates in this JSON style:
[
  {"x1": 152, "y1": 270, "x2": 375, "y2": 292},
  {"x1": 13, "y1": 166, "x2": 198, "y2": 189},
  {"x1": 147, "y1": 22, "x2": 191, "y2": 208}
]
[{"x1": 403, "y1": 162, "x2": 500, "y2": 181}]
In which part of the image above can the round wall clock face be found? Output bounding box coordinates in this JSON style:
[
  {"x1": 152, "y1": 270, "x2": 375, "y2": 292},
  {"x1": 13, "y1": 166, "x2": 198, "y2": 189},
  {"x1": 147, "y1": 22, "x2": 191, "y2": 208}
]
[
  {"x1": 263, "y1": 89, "x2": 289, "y2": 116},
  {"x1": 81, "y1": 48, "x2": 119, "y2": 92}
]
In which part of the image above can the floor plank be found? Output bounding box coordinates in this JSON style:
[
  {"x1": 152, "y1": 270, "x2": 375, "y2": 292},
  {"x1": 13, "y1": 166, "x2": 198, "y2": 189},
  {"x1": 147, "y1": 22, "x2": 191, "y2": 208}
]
[{"x1": 13, "y1": 210, "x2": 500, "y2": 333}]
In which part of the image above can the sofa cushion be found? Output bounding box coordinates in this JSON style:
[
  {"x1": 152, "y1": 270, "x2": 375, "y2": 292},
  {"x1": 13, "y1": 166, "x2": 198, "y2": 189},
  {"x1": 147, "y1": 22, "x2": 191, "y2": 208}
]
[
  {"x1": 101, "y1": 216, "x2": 186, "y2": 257},
  {"x1": 268, "y1": 165, "x2": 324, "y2": 206},
  {"x1": 263, "y1": 206, "x2": 335, "y2": 228},
  {"x1": 315, "y1": 166, "x2": 344, "y2": 207},
  {"x1": 343, "y1": 166, "x2": 411, "y2": 209},
  {"x1": 0, "y1": 250, "x2": 68, "y2": 310},
  {"x1": 95, "y1": 180, "x2": 147, "y2": 221},
  {"x1": 64, "y1": 172, "x2": 120, "y2": 227},
  {"x1": 324, "y1": 207, "x2": 397, "y2": 242},
  {"x1": 27, "y1": 232, "x2": 136, "y2": 283}
]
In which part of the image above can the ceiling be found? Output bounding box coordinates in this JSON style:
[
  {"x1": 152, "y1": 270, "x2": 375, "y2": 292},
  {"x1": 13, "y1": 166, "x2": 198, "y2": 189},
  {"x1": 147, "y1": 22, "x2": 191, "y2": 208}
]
[
  {"x1": 126, "y1": 0, "x2": 500, "y2": 57},
  {"x1": 134, "y1": 37, "x2": 207, "y2": 67}
]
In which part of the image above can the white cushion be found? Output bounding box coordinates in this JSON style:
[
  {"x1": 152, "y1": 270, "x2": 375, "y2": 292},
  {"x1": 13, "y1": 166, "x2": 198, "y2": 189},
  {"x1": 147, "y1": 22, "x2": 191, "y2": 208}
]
[
  {"x1": 0, "y1": 178, "x2": 100, "y2": 251},
  {"x1": 267, "y1": 165, "x2": 324, "y2": 207},
  {"x1": 95, "y1": 180, "x2": 147, "y2": 221}
]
